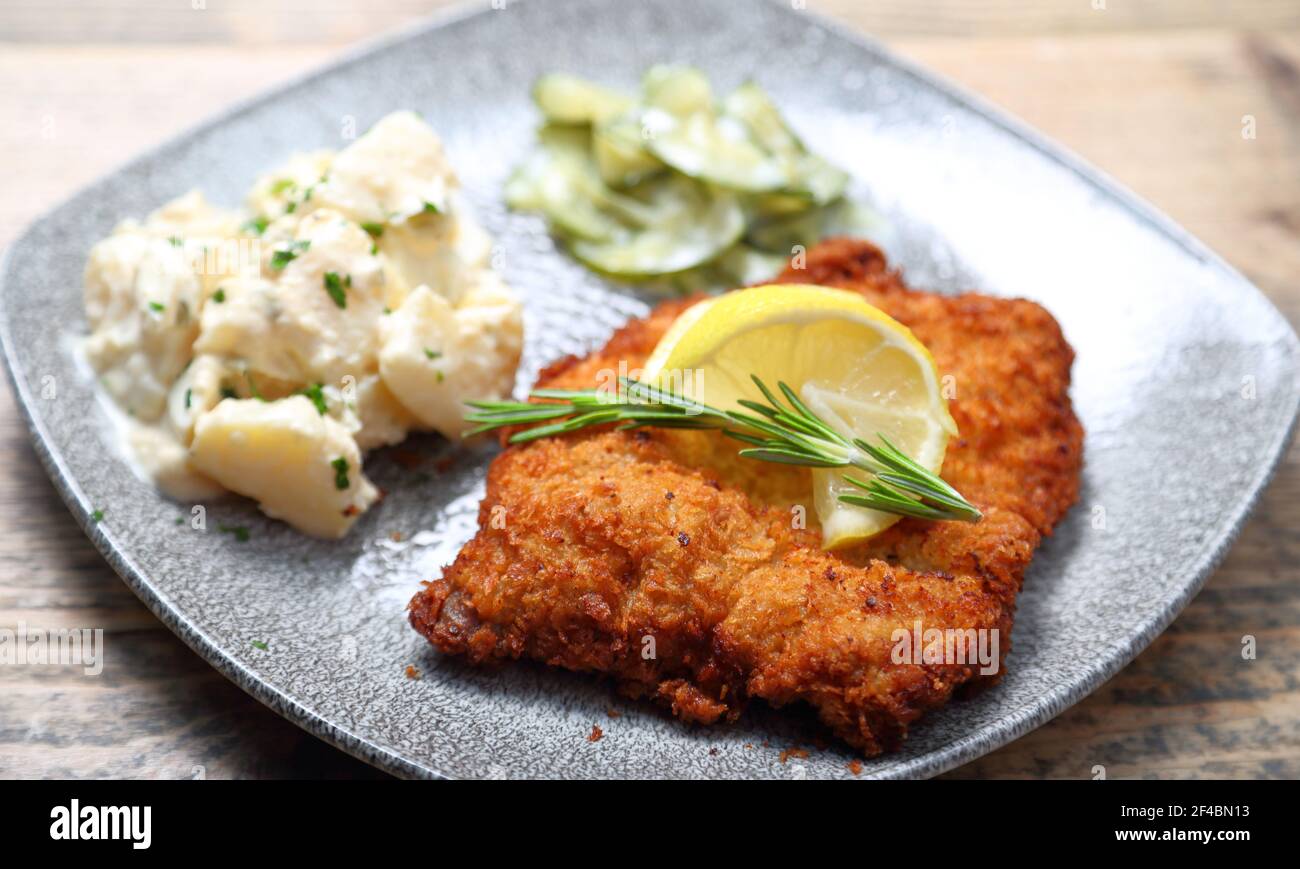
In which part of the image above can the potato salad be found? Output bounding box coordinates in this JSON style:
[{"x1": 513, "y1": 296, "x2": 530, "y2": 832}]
[{"x1": 83, "y1": 111, "x2": 523, "y2": 538}]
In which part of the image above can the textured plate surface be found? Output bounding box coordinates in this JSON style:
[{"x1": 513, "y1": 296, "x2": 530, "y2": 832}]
[{"x1": 2, "y1": 0, "x2": 1297, "y2": 779}]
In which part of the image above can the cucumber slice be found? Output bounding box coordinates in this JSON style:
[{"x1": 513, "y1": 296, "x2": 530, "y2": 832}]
[
  {"x1": 504, "y1": 156, "x2": 547, "y2": 211},
  {"x1": 644, "y1": 109, "x2": 788, "y2": 193},
  {"x1": 593, "y1": 114, "x2": 663, "y2": 187},
  {"x1": 788, "y1": 154, "x2": 850, "y2": 206},
  {"x1": 745, "y1": 208, "x2": 824, "y2": 253},
  {"x1": 640, "y1": 243, "x2": 786, "y2": 293},
  {"x1": 541, "y1": 164, "x2": 658, "y2": 241},
  {"x1": 642, "y1": 65, "x2": 713, "y2": 116},
  {"x1": 503, "y1": 126, "x2": 591, "y2": 213},
  {"x1": 571, "y1": 184, "x2": 744, "y2": 277},
  {"x1": 536, "y1": 123, "x2": 595, "y2": 159},
  {"x1": 819, "y1": 200, "x2": 892, "y2": 243},
  {"x1": 507, "y1": 128, "x2": 653, "y2": 241},
  {"x1": 724, "y1": 83, "x2": 850, "y2": 205},
  {"x1": 533, "y1": 73, "x2": 634, "y2": 124},
  {"x1": 747, "y1": 156, "x2": 850, "y2": 212},
  {"x1": 722, "y1": 81, "x2": 804, "y2": 154},
  {"x1": 748, "y1": 191, "x2": 818, "y2": 219},
  {"x1": 746, "y1": 200, "x2": 888, "y2": 253},
  {"x1": 637, "y1": 264, "x2": 721, "y2": 296},
  {"x1": 537, "y1": 172, "x2": 623, "y2": 242},
  {"x1": 714, "y1": 244, "x2": 790, "y2": 285}
]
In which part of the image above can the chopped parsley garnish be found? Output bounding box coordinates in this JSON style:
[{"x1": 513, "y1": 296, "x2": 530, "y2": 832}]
[
  {"x1": 331, "y1": 457, "x2": 350, "y2": 490},
  {"x1": 300, "y1": 383, "x2": 328, "y2": 415},
  {"x1": 243, "y1": 216, "x2": 269, "y2": 236},
  {"x1": 285, "y1": 201, "x2": 297, "y2": 215},
  {"x1": 269, "y1": 178, "x2": 295, "y2": 195},
  {"x1": 422, "y1": 200, "x2": 442, "y2": 215},
  {"x1": 270, "y1": 239, "x2": 310, "y2": 270},
  {"x1": 148, "y1": 301, "x2": 165, "y2": 313},
  {"x1": 90, "y1": 509, "x2": 104, "y2": 523},
  {"x1": 184, "y1": 388, "x2": 192, "y2": 409},
  {"x1": 360, "y1": 222, "x2": 385, "y2": 238},
  {"x1": 323, "y1": 272, "x2": 348, "y2": 308},
  {"x1": 251, "y1": 640, "x2": 269, "y2": 651},
  {"x1": 167, "y1": 236, "x2": 183, "y2": 247},
  {"x1": 382, "y1": 306, "x2": 392, "y2": 315},
  {"x1": 219, "y1": 523, "x2": 250, "y2": 542},
  {"x1": 174, "y1": 517, "x2": 184, "y2": 526},
  {"x1": 436, "y1": 371, "x2": 445, "y2": 383},
  {"x1": 423, "y1": 348, "x2": 442, "y2": 360},
  {"x1": 245, "y1": 371, "x2": 264, "y2": 400},
  {"x1": 212, "y1": 288, "x2": 226, "y2": 303},
  {"x1": 370, "y1": 241, "x2": 379, "y2": 256}
]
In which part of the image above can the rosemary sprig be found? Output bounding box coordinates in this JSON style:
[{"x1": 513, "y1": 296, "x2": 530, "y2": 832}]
[{"x1": 465, "y1": 376, "x2": 982, "y2": 525}]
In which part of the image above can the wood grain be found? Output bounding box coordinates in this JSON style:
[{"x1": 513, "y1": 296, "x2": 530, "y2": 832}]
[
  {"x1": 2, "y1": 0, "x2": 1298, "y2": 43},
  {"x1": 0, "y1": 2, "x2": 1296, "y2": 779}
]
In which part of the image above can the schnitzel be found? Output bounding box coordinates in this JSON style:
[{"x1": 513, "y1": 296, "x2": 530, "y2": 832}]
[
  {"x1": 410, "y1": 239, "x2": 1083, "y2": 755},
  {"x1": 409, "y1": 239, "x2": 1084, "y2": 756}
]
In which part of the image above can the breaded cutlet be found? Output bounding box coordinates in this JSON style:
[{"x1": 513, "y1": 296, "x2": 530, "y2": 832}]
[{"x1": 410, "y1": 238, "x2": 1083, "y2": 755}]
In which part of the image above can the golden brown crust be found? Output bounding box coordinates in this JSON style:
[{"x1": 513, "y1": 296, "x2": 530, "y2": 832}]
[{"x1": 409, "y1": 239, "x2": 1084, "y2": 755}]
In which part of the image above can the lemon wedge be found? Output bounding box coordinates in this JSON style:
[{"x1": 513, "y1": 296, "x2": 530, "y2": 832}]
[{"x1": 641, "y1": 283, "x2": 957, "y2": 548}]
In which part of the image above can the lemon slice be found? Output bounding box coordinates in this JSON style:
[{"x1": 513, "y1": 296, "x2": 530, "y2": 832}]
[{"x1": 641, "y1": 283, "x2": 957, "y2": 548}]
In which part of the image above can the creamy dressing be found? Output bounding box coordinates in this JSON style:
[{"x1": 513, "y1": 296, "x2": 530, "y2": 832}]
[{"x1": 82, "y1": 111, "x2": 523, "y2": 537}]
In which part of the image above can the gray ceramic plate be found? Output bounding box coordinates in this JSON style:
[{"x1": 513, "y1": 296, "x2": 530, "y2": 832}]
[{"x1": 2, "y1": 0, "x2": 1297, "y2": 780}]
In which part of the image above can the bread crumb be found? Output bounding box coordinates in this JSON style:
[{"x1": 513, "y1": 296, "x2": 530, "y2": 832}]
[
  {"x1": 605, "y1": 708, "x2": 622, "y2": 719},
  {"x1": 847, "y1": 759, "x2": 863, "y2": 776},
  {"x1": 587, "y1": 724, "x2": 603, "y2": 743},
  {"x1": 404, "y1": 665, "x2": 419, "y2": 680},
  {"x1": 779, "y1": 746, "x2": 810, "y2": 764}
]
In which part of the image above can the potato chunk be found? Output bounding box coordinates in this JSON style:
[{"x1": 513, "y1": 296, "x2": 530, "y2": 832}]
[
  {"x1": 315, "y1": 111, "x2": 455, "y2": 225},
  {"x1": 190, "y1": 396, "x2": 379, "y2": 538},
  {"x1": 195, "y1": 209, "x2": 385, "y2": 385},
  {"x1": 379, "y1": 275, "x2": 523, "y2": 439}
]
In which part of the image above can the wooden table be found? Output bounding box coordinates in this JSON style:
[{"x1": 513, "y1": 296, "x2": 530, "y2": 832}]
[{"x1": 1, "y1": 0, "x2": 1296, "y2": 779}]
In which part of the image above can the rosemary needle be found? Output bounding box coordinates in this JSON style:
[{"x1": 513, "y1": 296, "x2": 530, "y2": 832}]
[{"x1": 465, "y1": 376, "x2": 981, "y2": 525}]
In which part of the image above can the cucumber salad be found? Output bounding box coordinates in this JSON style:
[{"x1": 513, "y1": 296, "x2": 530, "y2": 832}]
[{"x1": 506, "y1": 66, "x2": 883, "y2": 292}]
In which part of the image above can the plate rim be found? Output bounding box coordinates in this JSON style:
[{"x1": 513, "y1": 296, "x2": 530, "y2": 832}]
[{"x1": 1, "y1": 0, "x2": 1297, "y2": 779}]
